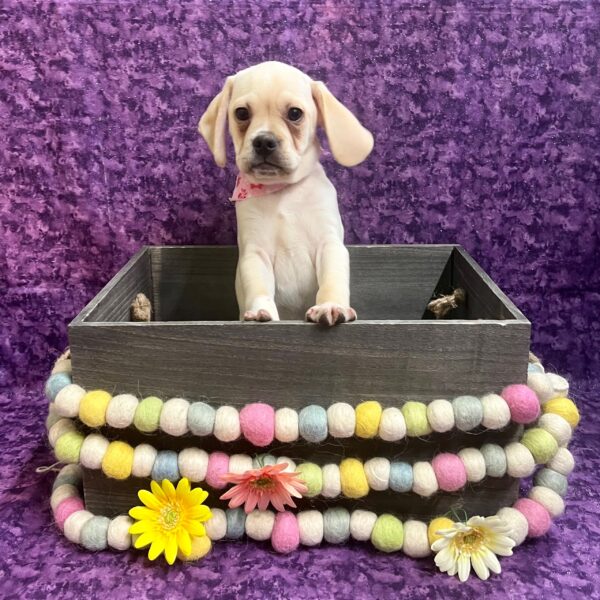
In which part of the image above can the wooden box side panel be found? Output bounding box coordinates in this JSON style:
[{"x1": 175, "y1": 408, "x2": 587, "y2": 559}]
[{"x1": 69, "y1": 321, "x2": 530, "y2": 406}]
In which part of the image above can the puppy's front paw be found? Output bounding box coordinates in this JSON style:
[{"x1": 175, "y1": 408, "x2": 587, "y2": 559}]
[
  {"x1": 244, "y1": 309, "x2": 273, "y2": 322},
  {"x1": 306, "y1": 303, "x2": 357, "y2": 327}
]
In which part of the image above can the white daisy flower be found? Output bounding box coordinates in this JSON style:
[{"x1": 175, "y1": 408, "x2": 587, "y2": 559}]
[{"x1": 431, "y1": 515, "x2": 516, "y2": 582}]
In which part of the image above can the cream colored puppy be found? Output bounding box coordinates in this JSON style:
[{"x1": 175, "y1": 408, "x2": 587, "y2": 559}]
[{"x1": 199, "y1": 61, "x2": 373, "y2": 325}]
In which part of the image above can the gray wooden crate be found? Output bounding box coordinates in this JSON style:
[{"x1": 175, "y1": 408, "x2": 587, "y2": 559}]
[{"x1": 68, "y1": 245, "x2": 530, "y2": 519}]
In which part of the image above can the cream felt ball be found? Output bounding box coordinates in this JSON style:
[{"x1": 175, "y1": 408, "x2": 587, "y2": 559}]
[
  {"x1": 106, "y1": 394, "x2": 139, "y2": 429},
  {"x1": 107, "y1": 515, "x2": 133, "y2": 551},
  {"x1": 46, "y1": 403, "x2": 61, "y2": 430},
  {"x1": 228, "y1": 453, "x2": 253, "y2": 475},
  {"x1": 505, "y1": 442, "x2": 536, "y2": 478},
  {"x1": 51, "y1": 484, "x2": 79, "y2": 512},
  {"x1": 402, "y1": 520, "x2": 430, "y2": 557},
  {"x1": 205, "y1": 508, "x2": 227, "y2": 540},
  {"x1": 350, "y1": 510, "x2": 377, "y2": 541},
  {"x1": 64, "y1": 510, "x2": 94, "y2": 544},
  {"x1": 426, "y1": 399, "x2": 455, "y2": 433},
  {"x1": 327, "y1": 402, "x2": 355, "y2": 438},
  {"x1": 298, "y1": 510, "x2": 324, "y2": 546},
  {"x1": 132, "y1": 444, "x2": 158, "y2": 478},
  {"x1": 526, "y1": 372, "x2": 554, "y2": 403},
  {"x1": 501, "y1": 384, "x2": 540, "y2": 424},
  {"x1": 159, "y1": 397, "x2": 190, "y2": 436},
  {"x1": 481, "y1": 393, "x2": 511, "y2": 430},
  {"x1": 528, "y1": 486, "x2": 565, "y2": 518},
  {"x1": 321, "y1": 464, "x2": 342, "y2": 498},
  {"x1": 275, "y1": 407, "x2": 299, "y2": 442},
  {"x1": 48, "y1": 418, "x2": 76, "y2": 448},
  {"x1": 537, "y1": 413, "x2": 572, "y2": 446},
  {"x1": 240, "y1": 403, "x2": 275, "y2": 447},
  {"x1": 547, "y1": 447, "x2": 575, "y2": 476},
  {"x1": 364, "y1": 457, "x2": 390, "y2": 491},
  {"x1": 276, "y1": 456, "x2": 297, "y2": 472},
  {"x1": 458, "y1": 448, "x2": 486, "y2": 482},
  {"x1": 497, "y1": 507, "x2": 528, "y2": 546},
  {"x1": 271, "y1": 512, "x2": 300, "y2": 554},
  {"x1": 177, "y1": 447, "x2": 208, "y2": 481},
  {"x1": 79, "y1": 434, "x2": 110, "y2": 470},
  {"x1": 547, "y1": 373, "x2": 569, "y2": 398},
  {"x1": 246, "y1": 510, "x2": 275, "y2": 541},
  {"x1": 55, "y1": 384, "x2": 86, "y2": 418},
  {"x1": 378, "y1": 407, "x2": 406, "y2": 441},
  {"x1": 412, "y1": 461, "x2": 438, "y2": 497},
  {"x1": 214, "y1": 406, "x2": 241, "y2": 442}
]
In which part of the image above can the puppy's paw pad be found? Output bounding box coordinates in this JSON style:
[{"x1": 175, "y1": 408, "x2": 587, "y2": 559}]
[
  {"x1": 244, "y1": 309, "x2": 273, "y2": 322},
  {"x1": 305, "y1": 303, "x2": 357, "y2": 327}
]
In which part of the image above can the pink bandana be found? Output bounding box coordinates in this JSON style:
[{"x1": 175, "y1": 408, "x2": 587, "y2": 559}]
[{"x1": 230, "y1": 173, "x2": 288, "y2": 202}]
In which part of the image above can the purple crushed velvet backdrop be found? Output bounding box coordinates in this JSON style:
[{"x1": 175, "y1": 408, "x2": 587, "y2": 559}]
[{"x1": 1, "y1": 1, "x2": 599, "y2": 598}]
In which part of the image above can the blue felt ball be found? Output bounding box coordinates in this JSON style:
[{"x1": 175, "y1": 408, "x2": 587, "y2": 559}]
[
  {"x1": 151, "y1": 450, "x2": 180, "y2": 482},
  {"x1": 45, "y1": 372, "x2": 72, "y2": 402},
  {"x1": 389, "y1": 462, "x2": 413, "y2": 492},
  {"x1": 299, "y1": 405, "x2": 328, "y2": 443}
]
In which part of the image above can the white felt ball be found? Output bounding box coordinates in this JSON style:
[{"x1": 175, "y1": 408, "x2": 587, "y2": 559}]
[
  {"x1": 159, "y1": 397, "x2": 190, "y2": 436},
  {"x1": 48, "y1": 418, "x2": 76, "y2": 448},
  {"x1": 538, "y1": 413, "x2": 572, "y2": 447},
  {"x1": 46, "y1": 403, "x2": 61, "y2": 430},
  {"x1": 378, "y1": 407, "x2": 406, "y2": 441},
  {"x1": 55, "y1": 384, "x2": 86, "y2": 418},
  {"x1": 132, "y1": 444, "x2": 158, "y2": 478},
  {"x1": 321, "y1": 464, "x2": 341, "y2": 498},
  {"x1": 214, "y1": 406, "x2": 241, "y2": 442},
  {"x1": 547, "y1": 447, "x2": 575, "y2": 476},
  {"x1": 505, "y1": 442, "x2": 536, "y2": 478},
  {"x1": 412, "y1": 462, "x2": 438, "y2": 497},
  {"x1": 64, "y1": 510, "x2": 94, "y2": 544},
  {"x1": 205, "y1": 508, "x2": 227, "y2": 541},
  {"x1": 106, "y1": 394, "x2": 139, "y2": 429},
  {"x1": 327, "y1": 402, "x2": 355, "y2": 438},
  {"x1": 497, "y1": 507, "x2": 528, "y2": 546},
  {"x1": 107, "y1": 515, "x2": 133, "y2": 551},
  {"x1": 245, "y1": 510, "x2": 275, "y2": 541},
  {"x1": 529, "y1": 486, "x2": 565, "y2": 518},
  {"x1": 547, "y1": 373, "x2": 569, "y2": 399},
  {"x1": 481, "y1": 394, "x2": 511, "y2": 430},
  {"x1": 402, "y1": 520, "x2": 430, "y2": 557},
  {"x1": 276, "y1": 456, "x2": 297, "y2": 473},
  {"x1": 364, "y1": 457, "x2": 390, "y2": 491},
  {"x1": 79, "y1": 434, "x2": 110, "y2": 470},
  {"x1": 350, "y1": 510, "x2": 378, "y2": 541},
  {"x1": 298, "y1": 510, "x2": 324, "y2": 546},
  {"x1": 177, "y1": 447, "x2": 208, "y2": 482},
  {"x1": 228, "y1": 454, "x2": 253, "y2": 475},
  {"x1": 426, "y1": 399, "x2": 455, "y2": 433},
  {"x1": 275, "y1": 408, "x2": 299, "y2": 442},
  {"x1": 51, "y1": 358, "x2": 71, "y2": 375},
  {"x1": 526, "y1": 373, "x2": 555, "y2": 404},
  {"x1": 50, "y1": 484, "x2": 79, "y2": 511},
  {"x1": 458, "y1": 448, "x2": 486, "y2": 482}
]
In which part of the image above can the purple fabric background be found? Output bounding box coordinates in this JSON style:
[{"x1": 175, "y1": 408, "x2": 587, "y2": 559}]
[{"x1": 1, "y1": 1, "x2": 599, "y2": 598}]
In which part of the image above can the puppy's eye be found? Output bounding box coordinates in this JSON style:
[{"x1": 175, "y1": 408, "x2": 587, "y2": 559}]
[
  {"x1": 287, "y1": 107, "x2": 303, "y2": 122},
  {"x1": 235, "y1": 107, "x2": 250, "y2": 121}
]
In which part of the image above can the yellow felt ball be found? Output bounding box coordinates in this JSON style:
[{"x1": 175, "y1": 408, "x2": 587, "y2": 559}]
[
  {"x1": 178, "y1": 535, "x2": 212, "y2": 561},
  {"x1": 427, "y1": 517, "x2": 454, "y2": 547},
  {"x1": 521, "y1": 428, "x2": 558, "y2": 464},
  {"x1": 402, "y1": 402, "x2": 432, "y2": 437},
  {"x1": 79, "y1": 390, "x2": 112, "y2": 428},
  {"x1": 543, "y1": 398, "x2": 580, "y2": 429},
  {"x1": 355, "y1": 401, "x2": 382, "y2": 439},
  {"x1": 340, "y1": 458, "x2": 369, "y2": 498},
  {"x1": 54, "y1": 431, "x2": 85, "y2": 463},
  {"x1": 102, "y1": 441, "x2": 134, "y2": 480}
]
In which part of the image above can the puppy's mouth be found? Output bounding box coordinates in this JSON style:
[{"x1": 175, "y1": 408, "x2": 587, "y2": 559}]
[{"x1": 250, "y1": 160, "x2": 288, "y2": 177}]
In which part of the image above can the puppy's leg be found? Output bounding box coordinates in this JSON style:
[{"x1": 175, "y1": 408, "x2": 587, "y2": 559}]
[
  {"x1": 306, "y1": 240, "x2": 357, "y2": 326},
  {"x1": 238, "y1": 246, "x2": 280, "y2": 322}
]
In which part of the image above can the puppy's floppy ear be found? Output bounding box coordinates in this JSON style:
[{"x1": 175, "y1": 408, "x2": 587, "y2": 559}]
[
  {"x1": 311, "y1": 80, "x2": 374, "y2": 167},
  {"x1": 198, "y1": 77, "x2": 233, "y2": 167}
]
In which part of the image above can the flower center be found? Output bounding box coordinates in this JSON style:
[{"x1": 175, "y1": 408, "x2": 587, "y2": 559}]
[
  {"x1": 457, "y1": 528, "x2": 484, "y2": 553},
  {"x1": 159, "y1": 504, "x2": 181, "y2": 531},
  {"x1": 252, "y1": 476, "x2": 275, "y2": 490}
]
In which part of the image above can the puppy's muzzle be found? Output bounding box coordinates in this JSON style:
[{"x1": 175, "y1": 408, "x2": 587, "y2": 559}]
[{"x1": 252, "y1": 133, "x2": 279, "y2": 158}]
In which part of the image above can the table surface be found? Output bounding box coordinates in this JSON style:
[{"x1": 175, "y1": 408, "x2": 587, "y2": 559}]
[{"x1": 1, "y1": 375, "x2": 598, "y2": 600}]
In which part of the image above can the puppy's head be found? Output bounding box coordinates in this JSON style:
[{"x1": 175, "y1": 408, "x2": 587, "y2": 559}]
[{"x1": 199, "y1": 61, "x2": 373, "y2": 183}]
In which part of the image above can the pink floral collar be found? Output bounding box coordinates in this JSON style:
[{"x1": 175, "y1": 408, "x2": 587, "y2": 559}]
[{"x1": 230, "y1": 172, "x2": 289, "y2": 202}]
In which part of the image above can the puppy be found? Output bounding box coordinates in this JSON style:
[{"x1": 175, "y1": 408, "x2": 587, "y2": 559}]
[{"x1": 199, "y1": 61, "x2": 373, "y2": 326}]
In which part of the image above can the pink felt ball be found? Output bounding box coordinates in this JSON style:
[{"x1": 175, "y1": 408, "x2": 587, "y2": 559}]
[
  {"x1": 205, "y1": 451, "x2": 230, "y2": 489},
  {"x1": 54, "y1": 497, "x2": 85, "y2": 530},
  {"x1": 501, "y1": 384, "x2": 540, "y2": 424},
  {"x1": 239, "y1": 403, "x2": 275, "y2": 447},
  {"x1": 271, "y1": 511, "x2": 300, "y2": 554},
  {"x1": 432, "y1": 453, "x2": 467, "y2": 492},
  {"x1": 514, "y1": 498, "x2": 552, "y2": 538}
]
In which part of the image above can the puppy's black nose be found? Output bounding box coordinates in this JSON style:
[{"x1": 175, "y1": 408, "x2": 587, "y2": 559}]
[{"x1": 252, "y1": 133, "x2": 278, "y2": 157}]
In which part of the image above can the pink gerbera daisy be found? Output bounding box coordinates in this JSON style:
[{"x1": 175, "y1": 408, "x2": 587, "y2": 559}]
[{"x1": 220, "y1": 463, "x2": 308, "y2": 513}]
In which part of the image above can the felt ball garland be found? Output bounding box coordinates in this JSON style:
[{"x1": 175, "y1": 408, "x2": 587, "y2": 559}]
[{"x1": 45, "y1": 355, "x2": 579, "y2": 563}]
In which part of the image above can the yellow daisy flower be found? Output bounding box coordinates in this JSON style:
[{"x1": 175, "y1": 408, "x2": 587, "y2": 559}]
[
  {"x1": 431, "y1": 515, "x2": 515, "y2": 582},
  {"x1": 128, "y1": 478, "x2": 212, "y2": 565}
]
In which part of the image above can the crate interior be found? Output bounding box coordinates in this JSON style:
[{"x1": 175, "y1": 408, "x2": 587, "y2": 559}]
[{"x1": 81, "y1": 245, "x2": 523, "y2": 324}]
